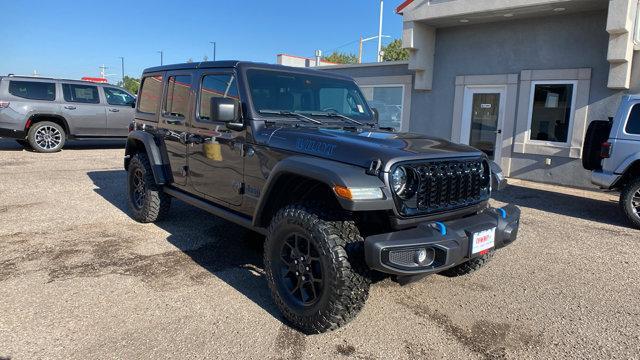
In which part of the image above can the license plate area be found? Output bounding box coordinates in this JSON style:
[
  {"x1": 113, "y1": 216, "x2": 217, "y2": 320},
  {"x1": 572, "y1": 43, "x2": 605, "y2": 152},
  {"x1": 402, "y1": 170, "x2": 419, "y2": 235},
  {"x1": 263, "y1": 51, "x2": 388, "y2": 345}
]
[{"x1": 470, "y1": 227, "x2": 496, "y2": 256}]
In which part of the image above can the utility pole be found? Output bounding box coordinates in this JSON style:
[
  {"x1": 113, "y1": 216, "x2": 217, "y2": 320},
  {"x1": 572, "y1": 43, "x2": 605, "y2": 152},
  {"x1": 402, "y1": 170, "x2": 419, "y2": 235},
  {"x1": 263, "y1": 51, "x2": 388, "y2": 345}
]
[
  {"x1": 118, "y1": 57, "x2": 125, "y2": 85},
  {"x1": 377, "y1": 0, "x2": 384, "y2": 62},
  {"x1": 210, "y1": 41, "x2": 216, "y2": 61},
  {"x1": 359, "y1": 35, "x2": 390, "y2": 63},
  {"x1": 157, "y1": 50, "x2": 164, "y2": 65},
  {"x1": 99, "y1": 64, "x2": 108, "y2": 78}
]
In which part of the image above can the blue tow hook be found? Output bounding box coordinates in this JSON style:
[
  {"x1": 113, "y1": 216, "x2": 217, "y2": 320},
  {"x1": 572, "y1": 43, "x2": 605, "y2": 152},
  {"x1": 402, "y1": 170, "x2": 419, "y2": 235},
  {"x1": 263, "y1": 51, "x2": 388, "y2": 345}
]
[
  {"x1": 497, "y1": 208, "x2": 507, "y2": 219},
  {"x1": 434, "y1": 222, "x2": 447, "y2": 236}
]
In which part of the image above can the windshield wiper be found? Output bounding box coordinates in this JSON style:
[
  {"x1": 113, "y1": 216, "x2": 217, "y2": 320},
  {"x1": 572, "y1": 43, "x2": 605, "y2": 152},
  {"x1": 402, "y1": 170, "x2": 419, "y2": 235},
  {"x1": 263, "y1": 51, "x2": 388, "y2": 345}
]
[
  {"x1": 308, "y1": 111, "x2": 367, "y2": 127},
  {"x1": 259, "y1": 110, "x2": 324, "y2": 125}
]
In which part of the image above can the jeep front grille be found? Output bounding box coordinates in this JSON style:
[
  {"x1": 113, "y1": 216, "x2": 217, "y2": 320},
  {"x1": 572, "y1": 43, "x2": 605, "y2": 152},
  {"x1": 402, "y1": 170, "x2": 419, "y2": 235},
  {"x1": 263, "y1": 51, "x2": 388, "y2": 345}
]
[{"x1": 392, "y1": 158, "x2": 490, "y2": 217}]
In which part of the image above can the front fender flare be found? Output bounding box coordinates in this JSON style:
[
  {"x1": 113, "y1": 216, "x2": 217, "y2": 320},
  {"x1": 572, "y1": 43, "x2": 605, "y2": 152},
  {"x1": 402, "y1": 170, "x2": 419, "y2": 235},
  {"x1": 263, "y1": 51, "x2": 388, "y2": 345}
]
[{"x1": 253, "y1": 156, "x2": 395, "y2": 225}]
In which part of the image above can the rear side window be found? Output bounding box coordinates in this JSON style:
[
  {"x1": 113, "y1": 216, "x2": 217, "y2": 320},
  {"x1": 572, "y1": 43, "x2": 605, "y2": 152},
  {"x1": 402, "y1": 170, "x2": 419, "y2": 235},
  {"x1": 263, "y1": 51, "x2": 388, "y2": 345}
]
[
  {"x1": 198, "y1": 74, "x2": 239, "y2": 121},
  {"x1": 104, "y1": 87, "x2": 135, "y2": 106},
  {"x1": 8, "y1": 80, "x2": 55, "y2": 101},
  {"x1": 62, "y1": 84, "x2": 100, "y2": 104},
  {"x1": 626, "y1": 104, "x2": 640, "y2": 135},
  {"x1": 138, "y1": 75, "x2": 163, "y2": 114},
  {"x1": 164, "y1": 75, "x2": 191, "y2": 118}
]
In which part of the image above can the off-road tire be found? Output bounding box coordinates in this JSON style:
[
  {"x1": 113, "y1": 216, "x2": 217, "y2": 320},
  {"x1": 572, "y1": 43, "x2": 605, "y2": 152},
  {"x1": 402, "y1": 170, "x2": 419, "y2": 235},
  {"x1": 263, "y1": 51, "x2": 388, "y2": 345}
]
[
  {"x1": 620, "y1": 178, "x2": 640, "y2": 229},
  {"x1": 440, "y1": 251, "x2": 495, "y2": 277},
  {"x1": 15, "y1": 139, "x2": 30, "y2": 148},
  {"x1": 27, "y1": 121, "x2": 66, "y2": 153},
  {"x1": 264, "y1": 204, "x2": 370, "y2": 334},
  {"x1": 127, "y1": 152, "x2": 171, "y2": 223}
]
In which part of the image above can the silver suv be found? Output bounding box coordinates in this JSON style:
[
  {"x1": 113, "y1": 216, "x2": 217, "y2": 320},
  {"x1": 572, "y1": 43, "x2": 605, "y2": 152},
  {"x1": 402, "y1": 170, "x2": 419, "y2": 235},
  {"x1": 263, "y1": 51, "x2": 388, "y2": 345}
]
[
  {"x1": 583, "y1": 94, "x2": 640, "y2": 228},
  {"x1": 0, "y1": 75, "x2": 136, "y2": 152}
]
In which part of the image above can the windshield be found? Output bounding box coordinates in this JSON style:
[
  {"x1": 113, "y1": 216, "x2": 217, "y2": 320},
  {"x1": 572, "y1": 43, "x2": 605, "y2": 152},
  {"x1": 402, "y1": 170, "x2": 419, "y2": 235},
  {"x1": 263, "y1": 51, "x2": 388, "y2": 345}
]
[{"x1": 247, "y1": 69, "x2": 373, "y2": 122}]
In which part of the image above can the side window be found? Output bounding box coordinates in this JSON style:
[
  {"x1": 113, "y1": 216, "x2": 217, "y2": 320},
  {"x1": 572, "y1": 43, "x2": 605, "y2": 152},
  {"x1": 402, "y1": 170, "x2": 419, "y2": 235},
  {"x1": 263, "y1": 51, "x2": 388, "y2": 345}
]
[
  {"x1": 198, "y1": 74, "x2": 239, "y2": 121},
  {"x1": 104, "y1": 87, "x2": 135, "y2": 106},
  {"x1": 138, "y1": 75, "x2": 163, "y2": 114},
  {"x1": 626, "y1": 104, "x2": 640, "y2": 135},
  {"x1": 8, "y1": 81, "x2": 55, "y2": 101},
  {"x1": 62, "y1": 84, "x2": 100, "y2": 104},
  {"x1": 163, "y1": 75, "x2": 191, "y2": 118}
]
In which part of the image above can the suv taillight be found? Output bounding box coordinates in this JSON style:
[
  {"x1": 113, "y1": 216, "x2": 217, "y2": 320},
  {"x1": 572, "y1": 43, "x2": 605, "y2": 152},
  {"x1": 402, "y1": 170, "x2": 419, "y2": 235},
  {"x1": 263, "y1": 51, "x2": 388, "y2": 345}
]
[
  {"x1": 128, "y1": 121, "x2": 135, "y2": 133},
  {"x1": 600, "y1": 142, "x2": 612, "y2": 158},
  {"x1": 0, "y1": 101, "x2": 9, "y2": 109}
]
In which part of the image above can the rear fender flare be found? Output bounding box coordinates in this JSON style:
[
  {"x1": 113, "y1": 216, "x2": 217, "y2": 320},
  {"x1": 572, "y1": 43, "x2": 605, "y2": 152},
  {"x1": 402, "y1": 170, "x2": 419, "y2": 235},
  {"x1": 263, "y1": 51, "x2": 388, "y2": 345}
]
[{"x1": 125, "y1": 130, "x2": 170, "y2": 185}]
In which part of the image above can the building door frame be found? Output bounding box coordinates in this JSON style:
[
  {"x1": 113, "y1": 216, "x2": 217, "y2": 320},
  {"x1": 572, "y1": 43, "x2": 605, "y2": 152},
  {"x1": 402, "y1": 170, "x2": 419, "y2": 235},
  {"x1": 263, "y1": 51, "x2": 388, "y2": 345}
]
[{"x1": 460, "y1": 85, "x2": 507, "y2": 162}]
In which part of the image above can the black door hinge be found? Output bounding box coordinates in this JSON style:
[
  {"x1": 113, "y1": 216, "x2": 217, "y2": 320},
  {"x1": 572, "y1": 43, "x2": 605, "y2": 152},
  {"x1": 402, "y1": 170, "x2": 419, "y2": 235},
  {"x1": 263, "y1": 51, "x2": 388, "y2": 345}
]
[{"x1": 366, "y1": 159, "x2": 383, "y2": 176}]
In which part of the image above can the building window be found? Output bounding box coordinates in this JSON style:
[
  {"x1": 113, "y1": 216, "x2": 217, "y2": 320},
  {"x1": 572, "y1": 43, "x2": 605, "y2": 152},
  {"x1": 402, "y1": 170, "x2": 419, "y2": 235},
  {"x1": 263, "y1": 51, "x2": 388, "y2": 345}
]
[
  {"x1": 626, "y1": 104, "x2": 640, "y2": 135},
  {"x1": 360, "y1": 85, "x2": 404, "y2": 131},
  {"x1": 62, "y1": 84, "x2": 100, "y2": 104},
  {"x1": 527, "y1": 82, "x2": 576, "y2": 143},
  {"x1": 198, "y1": 74, "x2": 238, "y2": 121},
  {"x1": 9, "y1": 80, "x2": 55, "y2": 101},
  {"x1": 138, "y1": 75, "x2": 163, "y2": 114},
  {"x1": 164, "y1": 75, "x2": 191, "y2": 118}
]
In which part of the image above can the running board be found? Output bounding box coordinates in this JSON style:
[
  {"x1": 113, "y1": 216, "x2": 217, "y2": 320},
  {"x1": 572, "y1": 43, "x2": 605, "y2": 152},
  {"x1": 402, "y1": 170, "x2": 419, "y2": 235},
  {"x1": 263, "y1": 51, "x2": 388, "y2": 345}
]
[{"x1": 163, "y1": 187, "x2": 266, "y2": 235}]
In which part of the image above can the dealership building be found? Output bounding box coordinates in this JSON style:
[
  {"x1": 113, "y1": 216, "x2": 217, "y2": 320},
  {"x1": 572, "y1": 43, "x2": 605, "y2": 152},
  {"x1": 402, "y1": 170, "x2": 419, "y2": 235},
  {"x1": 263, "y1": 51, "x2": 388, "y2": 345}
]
[{"x1": 320, "y1": 0, "x2": 640, "y2": 188}]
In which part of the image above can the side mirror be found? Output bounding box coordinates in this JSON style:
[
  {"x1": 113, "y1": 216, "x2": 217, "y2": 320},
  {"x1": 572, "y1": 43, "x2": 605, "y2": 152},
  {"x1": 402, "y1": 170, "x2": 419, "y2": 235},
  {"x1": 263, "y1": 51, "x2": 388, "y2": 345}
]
[
  {"x1": 371, "y1": 107, "x2": 379, "y2": 123},
  {"x1": 130, "y1": 100, "x2": 136, "y2": 108},
  {"x1": 210, "y1": 97, "x2": 240, "y2": 122}
]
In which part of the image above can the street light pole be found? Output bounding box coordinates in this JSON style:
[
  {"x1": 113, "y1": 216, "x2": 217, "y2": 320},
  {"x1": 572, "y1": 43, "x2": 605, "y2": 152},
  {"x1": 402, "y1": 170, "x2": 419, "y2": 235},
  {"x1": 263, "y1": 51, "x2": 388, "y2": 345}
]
[
  {"x1": 377, "y1": 0, "x2": 384, "y2": 62},
  {"x1": 359, "y1": 35, "x2": 390, "y2": 63},
  {"x1": 210, "y1": 41, "x2": 216, "y2": 61},
  {"x1": 118, "y1": 57, "x2": 125, "y2": 86},
  {"x1": 157, "y1": 50, "x2": 163, "y2": 65}
]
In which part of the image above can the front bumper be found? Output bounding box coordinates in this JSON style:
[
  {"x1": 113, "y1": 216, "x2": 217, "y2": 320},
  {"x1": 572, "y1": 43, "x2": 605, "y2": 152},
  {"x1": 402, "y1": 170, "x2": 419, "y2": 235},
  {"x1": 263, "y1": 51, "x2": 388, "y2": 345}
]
[{"x1": 364, "y1": 205, "x2": 520, "y2": 275}]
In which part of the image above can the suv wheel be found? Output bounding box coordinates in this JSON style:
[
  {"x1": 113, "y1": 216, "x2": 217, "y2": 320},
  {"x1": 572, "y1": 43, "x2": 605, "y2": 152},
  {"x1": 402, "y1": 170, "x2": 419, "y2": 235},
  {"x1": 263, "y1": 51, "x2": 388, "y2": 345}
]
[
  {"x1": 440, "y1": 251, "x2": 495, "y2": 277},
  {"x1": 264, "y1": 205, "x2": 370, "y2": 334},
  {"x1": 27, "y1": 121, "x2": 66, "y2": 153},
  {"x1": 620, "y1": 178, "x2": 640, "y2": 229},
  {"x1": 127, "y1": 153, "x2": 171, "y2": 223}
]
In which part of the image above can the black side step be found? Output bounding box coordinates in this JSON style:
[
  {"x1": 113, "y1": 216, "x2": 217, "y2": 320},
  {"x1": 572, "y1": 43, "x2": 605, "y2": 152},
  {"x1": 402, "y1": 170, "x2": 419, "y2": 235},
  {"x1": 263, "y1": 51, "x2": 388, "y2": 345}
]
[{"x1": 163, "y1": 187, "x2": 266, "y2": 235}]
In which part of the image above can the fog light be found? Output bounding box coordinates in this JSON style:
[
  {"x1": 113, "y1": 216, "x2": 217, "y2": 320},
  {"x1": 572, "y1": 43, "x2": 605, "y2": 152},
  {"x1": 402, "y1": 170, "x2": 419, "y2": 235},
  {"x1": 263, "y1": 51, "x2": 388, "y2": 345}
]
[{"x1": 415, "y1": 248, "x2": 435, "y2": 266}]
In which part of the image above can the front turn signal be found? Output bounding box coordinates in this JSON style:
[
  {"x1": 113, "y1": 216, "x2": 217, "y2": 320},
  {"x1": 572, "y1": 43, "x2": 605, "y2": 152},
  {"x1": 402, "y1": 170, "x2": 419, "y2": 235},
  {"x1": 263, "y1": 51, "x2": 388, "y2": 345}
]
[{"x1": 333, "y1": 186, "x2": 384, "y2": 201}]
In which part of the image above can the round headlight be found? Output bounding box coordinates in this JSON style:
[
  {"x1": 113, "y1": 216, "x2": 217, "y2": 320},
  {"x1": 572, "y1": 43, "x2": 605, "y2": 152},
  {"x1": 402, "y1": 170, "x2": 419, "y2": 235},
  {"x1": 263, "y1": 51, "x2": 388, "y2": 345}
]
[{"x1": 391, "y1": 166, "x2": 408, "y2": 195}]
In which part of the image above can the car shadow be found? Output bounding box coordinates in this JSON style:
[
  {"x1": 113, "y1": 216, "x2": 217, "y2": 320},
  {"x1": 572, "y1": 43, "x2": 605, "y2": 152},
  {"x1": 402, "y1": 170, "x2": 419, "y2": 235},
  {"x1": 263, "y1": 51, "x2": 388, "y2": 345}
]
[
  {"x1": 493, "y1": 184, "x2": 628, "y2": 227},
  {"x1": 0, "y1": 138, "x2": 125, "y2": 151},
  {"x1": 87, "y1": 170, "x2": 282, "y2": 320}
]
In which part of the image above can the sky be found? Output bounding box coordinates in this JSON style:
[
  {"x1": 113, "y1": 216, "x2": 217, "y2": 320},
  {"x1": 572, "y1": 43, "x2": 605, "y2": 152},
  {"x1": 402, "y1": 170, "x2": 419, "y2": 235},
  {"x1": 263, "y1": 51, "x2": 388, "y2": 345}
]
[{"x1": 0, "y1": 0, "x2": 404, "y2": 82}]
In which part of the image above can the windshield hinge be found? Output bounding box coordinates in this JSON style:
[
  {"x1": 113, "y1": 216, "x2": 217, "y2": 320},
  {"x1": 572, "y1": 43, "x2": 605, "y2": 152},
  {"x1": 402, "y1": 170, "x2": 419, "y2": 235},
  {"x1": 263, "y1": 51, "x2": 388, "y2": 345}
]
[{"x1": 366, "y1": 159, "x2": 383, "y2": 176}]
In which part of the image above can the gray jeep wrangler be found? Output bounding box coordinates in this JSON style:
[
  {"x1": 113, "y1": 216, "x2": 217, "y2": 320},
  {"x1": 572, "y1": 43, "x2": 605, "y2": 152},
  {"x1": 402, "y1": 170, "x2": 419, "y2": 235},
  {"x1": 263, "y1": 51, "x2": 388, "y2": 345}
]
[
  {"x1": 124, "y1": 61, "x2": 521, "y2": 333},
  {"x1": 583, "y1": 94, "x2": 640, "y2": 228}
]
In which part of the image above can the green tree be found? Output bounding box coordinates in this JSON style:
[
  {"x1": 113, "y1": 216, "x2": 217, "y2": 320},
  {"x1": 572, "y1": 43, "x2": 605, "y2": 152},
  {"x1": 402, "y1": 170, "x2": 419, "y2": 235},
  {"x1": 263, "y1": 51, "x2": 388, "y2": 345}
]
[
  {"x1": 382, "y1": 39, "x2": 409, "y2": 61},
  {"x1": 117, "y1": 76, "x2": 141, "y2": 94},
  {"x1": 324, "y1": 51, "x2": 358, "y2": 64}
]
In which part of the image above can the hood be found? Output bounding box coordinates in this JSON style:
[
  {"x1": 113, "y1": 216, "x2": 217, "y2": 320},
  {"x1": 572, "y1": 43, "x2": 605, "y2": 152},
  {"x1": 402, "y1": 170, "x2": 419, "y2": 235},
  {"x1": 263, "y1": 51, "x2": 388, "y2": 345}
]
[{"x1": 255, "y1": 127, "x2": 483, "y2": 170}]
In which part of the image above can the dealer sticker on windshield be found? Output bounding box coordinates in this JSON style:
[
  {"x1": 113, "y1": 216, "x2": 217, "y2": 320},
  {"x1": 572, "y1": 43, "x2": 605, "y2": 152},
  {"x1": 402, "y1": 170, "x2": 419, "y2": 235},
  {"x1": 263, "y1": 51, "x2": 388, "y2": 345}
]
[{"x1": 471, "y1": 228, "x2": 496, "y2": 255}]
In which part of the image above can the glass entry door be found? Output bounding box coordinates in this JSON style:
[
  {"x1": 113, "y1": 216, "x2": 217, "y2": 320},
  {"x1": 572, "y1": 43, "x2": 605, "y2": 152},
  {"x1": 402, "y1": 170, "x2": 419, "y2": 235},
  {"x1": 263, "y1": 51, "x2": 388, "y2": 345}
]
[{"x1": 461, "y1": 87, "x2": 505, "y2": 161}]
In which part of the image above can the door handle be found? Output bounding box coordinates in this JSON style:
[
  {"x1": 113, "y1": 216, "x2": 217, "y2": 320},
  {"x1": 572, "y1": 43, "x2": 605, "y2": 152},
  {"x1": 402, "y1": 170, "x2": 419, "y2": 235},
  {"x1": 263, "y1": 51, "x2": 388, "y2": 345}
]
[
  {"x1": 64, "y1": 105, "x2": 76, "y2": 110},
  {"x1": 166, "y1": 119, "x2": 183, "y2": 125},
  {"x1": 108, "y1": 108, "x2": 120, "y2": 112},
  {"x1": 182, "y1": 133, "x2": 204, "y2": 145},
  {"x1": 495, "y1": 129, "x2": 502, "y2": 134}
]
